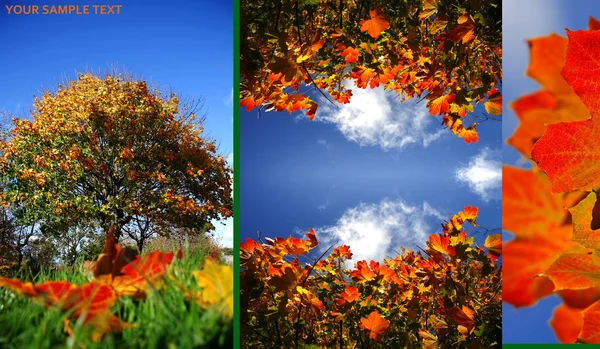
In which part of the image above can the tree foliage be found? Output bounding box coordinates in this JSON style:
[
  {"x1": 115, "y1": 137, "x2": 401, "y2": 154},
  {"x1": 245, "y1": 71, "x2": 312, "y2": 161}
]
[
  {"x1": 0, "y1": 72, "x2": 232, "y2": 244},
  {"x1": 241, "y1": 0, "x2": 502, "y2": 143},
  {"x1": 504, "y1": 17, "x2": 600, "y2": 344},
  {"x1": 240, "y1": 206, "x2": 501, "y2": 348}
]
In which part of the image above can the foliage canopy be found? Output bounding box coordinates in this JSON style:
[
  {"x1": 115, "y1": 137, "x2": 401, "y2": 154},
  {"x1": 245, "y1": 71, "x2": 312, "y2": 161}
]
[
  {"x1": 0, "y1": 72, "x2": 232, "y2": 243},
  {"x1": 240, "y1": 206, "x2": 502, "y2": 348},
  {"x1": 241, "y1": 0, "x2": 502, "y2": 143}
]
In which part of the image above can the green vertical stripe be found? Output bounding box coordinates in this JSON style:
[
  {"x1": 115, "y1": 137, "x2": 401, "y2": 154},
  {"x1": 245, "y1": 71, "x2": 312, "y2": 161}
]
[{"x1": 233, "y1": 0, "x2": 240, "y2": 347}]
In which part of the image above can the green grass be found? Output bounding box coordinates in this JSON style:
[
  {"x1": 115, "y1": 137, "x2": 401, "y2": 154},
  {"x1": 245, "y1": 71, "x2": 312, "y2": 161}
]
[{"x1": 0, "y1": 249, "x2": 232, "y2": 349}]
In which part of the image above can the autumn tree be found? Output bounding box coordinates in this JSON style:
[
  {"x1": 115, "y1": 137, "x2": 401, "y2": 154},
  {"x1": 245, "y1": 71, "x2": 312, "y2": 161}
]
[
  {"x1": 241, "y1": 0, "x2": 502, "y2": 143},
  {"x1": 0, "y1": 72, "x2": 232, "y2": 247}
]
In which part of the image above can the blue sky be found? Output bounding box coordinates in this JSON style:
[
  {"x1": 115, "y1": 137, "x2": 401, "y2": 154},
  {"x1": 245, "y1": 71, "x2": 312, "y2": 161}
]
[
  {"x1": 240, "y1": 78, "x2": 501, "y2": 264},
  {"x1": 0, "y1": 0, "x2": 233, "y2": 247},
  {"x1": 502, "y1": 0, "x2": 600, "y2": 343}
]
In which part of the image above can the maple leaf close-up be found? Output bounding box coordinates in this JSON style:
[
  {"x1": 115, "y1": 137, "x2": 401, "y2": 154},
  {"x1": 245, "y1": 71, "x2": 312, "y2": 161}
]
[{"x1": 503, "y1": 0, "x2": 600, "y2": 344}]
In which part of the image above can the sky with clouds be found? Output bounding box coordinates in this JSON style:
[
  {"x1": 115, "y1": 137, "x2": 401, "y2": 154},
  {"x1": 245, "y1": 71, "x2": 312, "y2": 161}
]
[
  {"x1": 502, "y1": 0, "x2": 600, "y2": 344},
  {"x1": 240, "y1": 72, "x2": 502, "y2": 265},
  {"x1": 0, "y1": 0, "x2": 233, "y2": 247}
]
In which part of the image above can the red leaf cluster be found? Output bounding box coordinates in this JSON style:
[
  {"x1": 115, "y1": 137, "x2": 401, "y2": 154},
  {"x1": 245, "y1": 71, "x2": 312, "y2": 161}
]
[{"x1": 240, "y1": 207, "x2": 501, "y2": 347}]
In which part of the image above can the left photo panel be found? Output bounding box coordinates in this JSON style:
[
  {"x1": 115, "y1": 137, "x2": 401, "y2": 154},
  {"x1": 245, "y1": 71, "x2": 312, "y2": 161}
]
[{"x1": 0, "y1": 1, "x2": 234, "y2": 348}]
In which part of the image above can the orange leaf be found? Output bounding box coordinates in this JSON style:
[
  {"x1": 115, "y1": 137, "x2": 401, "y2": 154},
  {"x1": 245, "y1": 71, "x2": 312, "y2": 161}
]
[
  {"x1": 430, "y1": 315, "x2": 448, "y2": 333},
  {"x1": 359, "y1": 310, "x2": 390, "y2": 342},
  {"x1": 306, "y1": 228, "x2": 318, "y2": 247},
  {"x1": 341, "y1": 46, "x2": 361, "y2": 64},
  {"x1": 351, "y1": 260, "x2": 376, "y2": 283},
  {"x1": 359, "y1": 7, "x2": 390, "y2": 39},
  {"x1": 93, "y1": 225, "x2": 139, "y2": 279},
  {"x1": 91, "y1": 226, "x2": 180, "y2": 299},
  {"x1": 484, "y1": 89, "x2": 502, "y2": 116},
  {"x1": 550, "y1": 304, "x2": 584, "y2": 344},
  {"x1": 502, "y1": 167, "x2": 571, "y2": 239},
  {"x1": 449, "y1": 305, "x2": 475, "y2": 335},
  {"x1": 531, "y1": 30, "x2": 600, "y2": 193},
  {"x1": 504, "y1": 238, "x2": 565, "y2": 308},
  {"x1": 0, "y1": 278, "x2": 126, "y2": 341},
  {"x1": 579, "y1": 300, "x2": 600, "y2": 343},
  {"x1": 268, "y1": 265, "x2": 299, "y2": 293},
  {"x1": 459, "y1": 205, "x2": 478, "y2": 224},
  {"x1": 559, "y1": 287, "x2": 600, "y2": 309},
  {"x1": 508, "y1": 91, "x2": 561, "y2": 158},
  {"x1": 306, "y1": 101, "x2": 318, "y2": 121},
  {"x1": 331, "y1": 245, "x2": 353, "y2": 260},
  {"x1": 458, "y1": 124, "x2": 478, "y2": 144},
  {"x1": 484, "y1": 234, "x2": 502, "y2": 256},
  {"x1": 449, "y1": 15, "x2": 475, "y2": 44},
  {"x1": 418, "y1": 329, "x2": 439, "y2": 349},
  {"x1": 511, "y1": 91, "x2": 557, "y2": 117},
  {"x1": 590, "y1": 16, "x2": 600, "y2": 30},
  {"x1": 545, "y1": 252, "x2": 600, "y2": 291},
  {"x1": 241, "y1": 237, "x2": 261, "y2": 254},
  {"x1": 502, "y1": 167, "x2": 581, "y2": 306},
  {"x1": 509, "y1": 34, "x2": 589, "y2": 159},
  {"x1": 429, "y1": 94, "x2": 455, "y2": 115},
  {"x1": 526, "y1": 34, "x2": 571, "y2": 95},
  {"x1": 418, "y1": 0, "x2": 438, "y2": 21},
  {"x1": 240, "y1": 96, "x2": 255, "y2": 111},
  {"x1": 310, "y1": 297, "x2": 325, "y2": 311},
  {"x1": 568, "y1": 191, "x2": 600, "y2": 250},
  {"x1": 429, "y1": 234, "x2": 455, "y2": 256},
  {"x1": 341, "y1": 285, "x2": 360, "y2": 303},
  {"x1": 351, "y1": 66, "x2": 377, "y2": 89},
  {"x1": 99, "y1": 250, "x2": 176, "y2": 299}
]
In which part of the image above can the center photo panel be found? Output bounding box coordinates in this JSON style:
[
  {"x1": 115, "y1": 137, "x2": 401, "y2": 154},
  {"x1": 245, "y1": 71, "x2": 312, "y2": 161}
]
[{"x1": 238, "y1": 1, "x2": 502, "y2": 348}]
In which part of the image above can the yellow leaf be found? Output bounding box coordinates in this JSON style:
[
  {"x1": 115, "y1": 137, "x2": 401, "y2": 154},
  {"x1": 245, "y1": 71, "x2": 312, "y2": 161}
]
[
  {"x1": 296, "y1": 54, "x2": 311, "y2": 63},
  {"x1": 192, "y1": 258, "x2": 233, "y2": 319},
  {"x1": 418, "y1": 283, "x2": 432, "y2": 294},
  {"x1": 417, "y1": 56, "x2": 432, "y2": 66},
  {"x1": 296, "y1": 285, "x2": 311, "y2": 295}
]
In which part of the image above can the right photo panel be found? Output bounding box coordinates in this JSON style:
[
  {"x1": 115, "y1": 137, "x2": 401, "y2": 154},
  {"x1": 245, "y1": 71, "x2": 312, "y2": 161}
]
[
  {"x1": 503, "y1": 0, "x2": 600, "y2": 345},
  {"x1": 240, "y1": 0, "x2": 502, "y2": 348}
]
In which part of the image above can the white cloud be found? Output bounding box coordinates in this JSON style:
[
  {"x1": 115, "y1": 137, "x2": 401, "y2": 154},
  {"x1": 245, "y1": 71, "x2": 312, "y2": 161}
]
[
  {"x1": 314, "y1": 199, "x2": 445, "y2": 264},
  {"x1": 314, "y1": 82, "x2": 446, "y2": 150},
  {"x1": 212, "y1": 218, "x2": 233, "y2": 248},
  {"x1": 224, "y1": 88, "x2": 233, "y2": 107},
  {"x1": 211, "y1": 152, "x2": 233, "y2": 248},
  {"x1": 317, "y1": 139, "x2": 330, "y2": 149},
  {"x1": 455, "y1": 147, "x2": 501, "y2": 201},
  {"x1": 317, "y1": 199, "x2": 330, "y2": 211},
  {"x1": 226, "y1": 152, "x2": 233, "y2": 167}
]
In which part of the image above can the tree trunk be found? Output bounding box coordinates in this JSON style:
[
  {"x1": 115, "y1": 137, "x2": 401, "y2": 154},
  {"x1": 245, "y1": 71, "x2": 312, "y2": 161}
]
[{"x1": 137, "y1": 238, "x2": 144, "y2": 254}]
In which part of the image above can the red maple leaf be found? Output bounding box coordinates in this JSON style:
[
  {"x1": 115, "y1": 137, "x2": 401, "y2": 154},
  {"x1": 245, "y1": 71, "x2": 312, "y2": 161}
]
[{"x1": 359, "y1": 310, "x2": 390, "y2": 342}]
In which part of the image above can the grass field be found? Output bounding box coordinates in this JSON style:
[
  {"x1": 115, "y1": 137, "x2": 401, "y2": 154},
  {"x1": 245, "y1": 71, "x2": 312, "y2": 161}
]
[{"x1": 0, "y1": 246, "x2": 233, "y2": 349}]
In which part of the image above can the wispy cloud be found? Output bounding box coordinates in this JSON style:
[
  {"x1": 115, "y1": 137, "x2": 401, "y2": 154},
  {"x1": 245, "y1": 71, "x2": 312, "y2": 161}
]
[
  {"x1": 314, "y1": 82, "x2": 446, "y2": 150},
  {"x1": 317, "y1": 139, "x2": 330, "y2": 150},
  {"x1": 224, "y1": 88, "x2": 233, "y2": 107},
  {"x1": 455, "y1": 147, "x2": 501, "y2": 201},
  {"x1": 317, "y1": 199, "x2": 330, "y2": 211},
  {"x1": 212, "y1": 219, "x2": 233, "y2": 248},
  {"x1": 314, "y1": 199, "x2": 445, "y2": 264}
]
